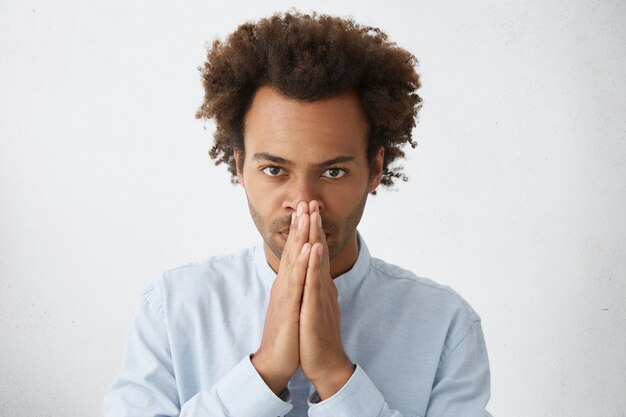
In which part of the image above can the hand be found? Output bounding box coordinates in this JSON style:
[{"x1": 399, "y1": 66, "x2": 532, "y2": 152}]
[
  {"x1": 251, "y1": 201, "x2": 312, "y2": 395},
  {"x1": 299, "y1": 200, "x2": 355, "y2": 400}
]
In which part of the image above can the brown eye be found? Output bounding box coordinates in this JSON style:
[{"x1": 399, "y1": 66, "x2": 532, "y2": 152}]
[
  {"x1": 322, "y1": 168, "x2": 346, "y2": 178},
  {"x1": 262, "y1": 166, "x2": 286, "y2": 176}
]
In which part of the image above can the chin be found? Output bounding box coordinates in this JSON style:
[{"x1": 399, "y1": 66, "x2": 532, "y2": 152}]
[{"x1": 266, "y1": 234, "x2": 285, "y2": 259}]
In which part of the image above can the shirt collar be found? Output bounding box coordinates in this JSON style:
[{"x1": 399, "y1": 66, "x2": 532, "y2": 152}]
[{"x1": 253, "y1": 231, "x2": 371, "y2": 293}]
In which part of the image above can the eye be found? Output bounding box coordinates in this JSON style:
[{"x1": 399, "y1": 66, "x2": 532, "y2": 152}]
[
  {"x1": 261, "y1": 166, "x2": 286, "y2": 177},
  {"x1": 322, "y1": 168, "x2": 347, "y2": 179}
]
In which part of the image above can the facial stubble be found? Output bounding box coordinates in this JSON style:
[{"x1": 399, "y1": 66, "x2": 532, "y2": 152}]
[{"x1": 246, "y1": 190, "x2": 369, "y2": 263}]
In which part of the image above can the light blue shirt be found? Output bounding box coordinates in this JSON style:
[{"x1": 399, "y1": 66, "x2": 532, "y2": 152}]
[{"x1": 104, "y1": 233, "x2": 493, "y2": 417}]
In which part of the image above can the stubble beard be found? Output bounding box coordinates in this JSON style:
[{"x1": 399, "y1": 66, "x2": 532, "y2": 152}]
[{"x1": 247, "y1": 190, "x2": 369, "y2": 262}]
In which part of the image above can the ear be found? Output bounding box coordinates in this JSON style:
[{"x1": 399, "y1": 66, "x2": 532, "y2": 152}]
[
  {"x1": 233, "y1": 147, "x2": 244, "y2": 186},
  {"x1": 368, "y1": 146, "x2": 384, "y2": 193}
]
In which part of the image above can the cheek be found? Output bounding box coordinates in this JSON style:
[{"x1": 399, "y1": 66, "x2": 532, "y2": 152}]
[
  {"x1": 246, "y1": 179, "x2": 283, "y2": 210},
  {"x1": 326, "y1": 182, "x2": 365, "y2": 206},
  {"x1": 322, "y1": 189, "x2": 357, "y2": 220},
  {"x1": 327, "y1": 186, "x2": 368, "y2": 222}
]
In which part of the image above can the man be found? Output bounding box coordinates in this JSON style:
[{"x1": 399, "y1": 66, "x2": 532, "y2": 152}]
[{"x1": 104, "y1": 10, "x2": 493, "y2": 417}]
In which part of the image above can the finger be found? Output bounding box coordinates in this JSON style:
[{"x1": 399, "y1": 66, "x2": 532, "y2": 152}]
[
  {"x1": 309, "y1": 210, "x2": 322, "y2": 245},
  {"x1": 278, "y1": 211, "x2": 298, "y2": 268},
  {"x1": 308, "y1": 200, "x2": 318, "y2": 218},
  {"x1": 279, "y1": 201, "x2": 309, "y2": 272},
  {"x1": 287, "y1": 242, "x2": 312, "y2": 307},
  {"x1": 303, "y1": 242, "x2": 323, "y2": 308},
  {"x1": 300, "y1": 200, "x2": 310, "y2": 216},
  {"x1": 308, "y1": 200, "x2": 325, "y2": 247},
  {"x1": 287, "y1": 203, "x2": 310, "y2": 268},
  {"x1": 308, "y1": 205, "x2": 329, "y2": 274}
]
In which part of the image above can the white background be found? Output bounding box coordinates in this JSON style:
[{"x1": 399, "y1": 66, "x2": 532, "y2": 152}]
[{"x1": 1, "y1": 1, "x2": 625, "y2": 416}]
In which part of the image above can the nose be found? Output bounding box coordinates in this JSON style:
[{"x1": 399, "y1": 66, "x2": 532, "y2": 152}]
[{"x1": 282, "y1": 176, "x2": 325, "y2": 214}]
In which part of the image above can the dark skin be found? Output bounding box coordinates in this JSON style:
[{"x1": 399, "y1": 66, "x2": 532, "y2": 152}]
[
  {"x1": 254, "y1": 200, "x2": 355, "y2": 398},
  {"x1": 235, "y1": 85, "x2": 384, "y2": 399}
]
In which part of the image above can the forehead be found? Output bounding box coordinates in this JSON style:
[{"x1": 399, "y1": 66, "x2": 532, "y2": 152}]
[{"x1": 243, "y1": 85, "x2": 369, "y2": 160}]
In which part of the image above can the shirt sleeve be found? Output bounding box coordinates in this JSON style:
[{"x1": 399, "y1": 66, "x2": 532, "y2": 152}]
[
  {"x1": 307, "y1": 364, "x2": 403, "y2": 417},
  {"x1": 424, "y1": 320, "x2": 493, "y2": 417},
  {"x1": 103, "y1": 282, "x2": 293, "y2": 417},
  {"x1": 306, "y1": 321, "x2": 492, "y2": 417}
]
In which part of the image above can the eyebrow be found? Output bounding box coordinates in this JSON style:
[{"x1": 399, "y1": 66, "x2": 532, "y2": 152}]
[{"x1": 253, "y1": 152, "x2": 356, "y2": 168}]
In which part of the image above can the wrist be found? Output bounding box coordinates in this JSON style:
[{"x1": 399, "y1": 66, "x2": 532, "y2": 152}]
[
  {"x1": 312, "y1": 361, "x2": 355, "y2": 401},
  {"x1": 251, "y1": 352, "x2": 292, "y2": 396}
]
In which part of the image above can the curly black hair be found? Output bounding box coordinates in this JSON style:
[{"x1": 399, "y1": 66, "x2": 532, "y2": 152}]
[{"x1": 196, "y1": 10, "x2": 422, "y2": 190}]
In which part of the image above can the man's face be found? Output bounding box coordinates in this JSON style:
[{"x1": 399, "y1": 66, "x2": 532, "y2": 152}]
[{"x1": 236, "y1": 85, "x2": 383, "y2": 272}]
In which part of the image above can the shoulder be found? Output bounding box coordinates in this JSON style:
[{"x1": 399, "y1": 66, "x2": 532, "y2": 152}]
[
  {"x1": 370, "y1": 257, "x2": 477, "y2": 313},
  {"x1": 140, "y1": 246, "x2": 257, "y2": 311},
  {"x1": 368, "y1": 256, "x2": 481, "y2": 346},
  {"x1": 161, "y1": 246, "x2": 256, "y2": 284}
]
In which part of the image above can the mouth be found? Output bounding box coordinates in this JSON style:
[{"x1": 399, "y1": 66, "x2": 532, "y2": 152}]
[{"x1": 278, "y1": 230, "x2": 330, "y2": 241}]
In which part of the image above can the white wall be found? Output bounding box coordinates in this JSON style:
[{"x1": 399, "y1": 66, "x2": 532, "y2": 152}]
[{"x1": 1, "y1": 1, "x2": 625, "y2": 415}]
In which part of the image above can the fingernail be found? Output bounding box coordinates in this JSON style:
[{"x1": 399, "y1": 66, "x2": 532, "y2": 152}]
[
  {"x1": 297, "y1": 203, "x2": 303, "y2": 218},
  {"x1": 301, "y1": 243, "x2": 310, "y2": 254},
  {"x1": 298, "y1": 215, "x2": 304, "y2": 230},
  {"x1": 291, "y1": 212, "x2": 296, "y2": 225},
  {"x1": 318, "y1": 215, "x2": 322, "y2": 228}
]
